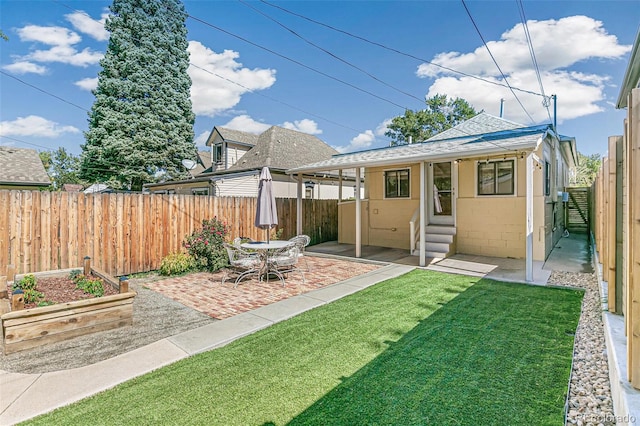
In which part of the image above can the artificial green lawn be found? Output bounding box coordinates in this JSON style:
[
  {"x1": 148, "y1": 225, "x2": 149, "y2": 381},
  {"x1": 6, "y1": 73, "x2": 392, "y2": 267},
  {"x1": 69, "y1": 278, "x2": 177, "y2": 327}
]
[{"x1": 25, "y1": 270, "x2": 583, "y2": 425}]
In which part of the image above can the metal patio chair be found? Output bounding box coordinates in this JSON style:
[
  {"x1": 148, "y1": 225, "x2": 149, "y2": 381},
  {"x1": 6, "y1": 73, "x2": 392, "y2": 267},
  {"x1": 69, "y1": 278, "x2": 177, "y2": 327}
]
[
  {"x1": 222, "y1": 243, "x2": 262, "y2": 288},
  {"x1": 267, "y1": 242, "x2": 304, "y2": 285},
  {"x1": 288, "y1": 234, "x2": 311, "y2": 271}
]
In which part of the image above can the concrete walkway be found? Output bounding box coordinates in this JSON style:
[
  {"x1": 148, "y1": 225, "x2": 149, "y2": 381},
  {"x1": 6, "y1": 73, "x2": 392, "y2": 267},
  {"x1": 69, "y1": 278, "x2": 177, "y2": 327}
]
[{"x1": 0, "y1": 264, "x2": 413, "y2": 425}]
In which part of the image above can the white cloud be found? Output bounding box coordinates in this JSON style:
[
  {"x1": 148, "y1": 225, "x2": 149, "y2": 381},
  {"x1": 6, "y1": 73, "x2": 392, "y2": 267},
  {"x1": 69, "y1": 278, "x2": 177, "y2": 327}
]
[
  {"x1": 416, "y1": 15, "x2": 631, "y2": 125},
  {"x1": 188, "y1": 41, "x2": 276, "y2": 117},
  {"x1": 194, "y1": 131, "x2": 210, "y2": 148},
  {"x1": 17, "y1": 25, "x2": 81, "y2": 46},
  {"x1": 74, "y1": 77, "x2": 98, "y2": 91},
  {"x1": 27, "y1": 45, "x2": 103, "y2": 67},
  {"x1": 281, "y1": 119, "x2": 322, "y2": 135},
  {"x1": 65, "y1": 11, "x2": 109, "y2": 41},
  {"x1": 2, "y1": 61, "x2": 47, "y2": 75},
  {"x1": 222, "y1": 115, "x2": 271, "y2": 134},
  {"x1": 375, "y1": 119, "x2": 392, "y2": 136},
  {"x1": 0, "y1": 115, "x2": 80, "y2": 138},
  {"x1": 335, "y1": 130, "x2": 376, "y2": 153},
  {"x1": 10, "y1": 24, "x2": 104, "y2": 69}
]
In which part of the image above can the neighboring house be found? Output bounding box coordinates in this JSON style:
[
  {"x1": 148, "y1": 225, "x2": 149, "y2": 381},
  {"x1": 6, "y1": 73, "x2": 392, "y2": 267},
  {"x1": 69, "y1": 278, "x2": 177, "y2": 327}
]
[
  {"x1": 0, "y1": 147, "x2": 50, "y2": 190},
  {"x1": 287, "y1": 113, "x2": 578, "y2": 281},
  {"x1": 145, "y1": 126, "x2": 361, "y2": 199},
  {"x1": 62, "y1": 184, "x2": 84, "y2": 192},
  {"x1": 83, "y1": 183, "x2": 110, "y2": 193}
]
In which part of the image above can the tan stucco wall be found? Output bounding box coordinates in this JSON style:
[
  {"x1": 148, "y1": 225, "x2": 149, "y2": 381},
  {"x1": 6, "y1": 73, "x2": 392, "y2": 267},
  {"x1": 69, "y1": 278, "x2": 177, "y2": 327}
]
[
  {"x1": 337, "y1": 138, "x2": 571, "y2": 261},
  {"x1": 338, "y1": 200, "x2": 369, "y2": 245}
]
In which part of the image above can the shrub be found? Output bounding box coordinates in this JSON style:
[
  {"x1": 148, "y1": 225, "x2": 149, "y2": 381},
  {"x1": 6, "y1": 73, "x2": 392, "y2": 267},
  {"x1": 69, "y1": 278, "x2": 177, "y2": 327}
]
[
  {"x1": 184, "y1": 217, "x2": 230, "y2": 272},
  {"x1": 73, "y1": 275, "x2": 105, "y2": 297},
  {"x1": 68, "y1": 269, "x2": 83, "y2": 280},
  {"x1": 159, "y1": 252, "x2": 196, "y2": 276}
]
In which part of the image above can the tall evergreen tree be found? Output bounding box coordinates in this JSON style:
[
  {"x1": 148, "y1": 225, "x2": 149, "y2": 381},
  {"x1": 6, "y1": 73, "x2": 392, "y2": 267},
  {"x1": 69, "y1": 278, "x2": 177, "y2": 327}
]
[
  {"x1": 81, "y1": 0, "x2": 196, "y2": 191},
  {"x1": 386, "y1": 94, "x2": 478, "y2": 145}
]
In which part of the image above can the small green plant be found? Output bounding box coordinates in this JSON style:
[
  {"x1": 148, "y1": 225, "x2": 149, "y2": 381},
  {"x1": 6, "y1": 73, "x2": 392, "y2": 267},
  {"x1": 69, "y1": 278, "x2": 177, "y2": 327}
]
[
  {"x1": 159, "y1": 252, "x2": 196, "y2": 276},
  {"x1": 37, "y1": 300, "x2": 56, "y2": 307},
  {"x1": 73, "y1": 274, "x2": 105, "y2": 297},
  {"x1": 14, "y1": 274, "x2": 37, "y2": 291},
  {"x1": 184, "y1": 217, "x2": 230, "y2": 272},
  {"x1": 14, "y1": 274, "x2": 44, "y2": 304},
  {"x1": 68, "y1": 269, "x2": 83, "y2": 280}
]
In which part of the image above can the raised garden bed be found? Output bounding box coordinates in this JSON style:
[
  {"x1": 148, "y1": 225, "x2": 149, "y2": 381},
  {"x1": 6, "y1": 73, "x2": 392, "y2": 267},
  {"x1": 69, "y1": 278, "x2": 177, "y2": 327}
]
[{"x1": 1, "y1": 261, "x2": 136, "y2": 355}]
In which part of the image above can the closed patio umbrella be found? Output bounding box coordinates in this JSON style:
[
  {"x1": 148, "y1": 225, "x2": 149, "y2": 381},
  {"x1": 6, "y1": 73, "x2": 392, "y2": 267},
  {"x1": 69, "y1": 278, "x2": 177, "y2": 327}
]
[{"x1": 255, "y1": 166, "x2": 278, "y2": 242}]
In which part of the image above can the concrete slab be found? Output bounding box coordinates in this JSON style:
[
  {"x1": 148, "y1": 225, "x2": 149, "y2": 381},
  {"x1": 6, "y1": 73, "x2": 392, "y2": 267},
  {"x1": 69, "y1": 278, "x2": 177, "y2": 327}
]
[
  {"x1": 250, "y1": 295, "x2": 325, "y2": 322},
  {"x1": 303, "y1": 283, "x2": 363, "y2": 303},
  {"x1": 0, "y1": 340, "x2": 187, "y2": 425},
  {"x1": 168, "y1": 312, "x2": 273, "y2": 355},
  {"x1": 0, "y1": 372, "x2": 39, "y2": 414}
]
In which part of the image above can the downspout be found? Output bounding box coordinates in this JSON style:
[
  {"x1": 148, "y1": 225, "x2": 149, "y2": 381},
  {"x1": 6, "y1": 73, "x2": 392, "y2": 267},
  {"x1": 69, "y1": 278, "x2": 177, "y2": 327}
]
[
  {"x1": 296, "y1": 173, "x2": 303, "y2": 235},
  {"x1": 355, "y1": 167, "x2": 361, "y2": 258},
  {"x1": 419, "y1": 162, "x2": 426, "y2": 266}
]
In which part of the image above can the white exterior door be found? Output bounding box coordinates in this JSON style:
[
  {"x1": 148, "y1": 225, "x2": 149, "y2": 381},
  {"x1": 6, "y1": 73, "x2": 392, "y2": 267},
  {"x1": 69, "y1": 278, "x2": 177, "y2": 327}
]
[{"x1": 428, "y1": 161, "x2": 456, "y2": 225}]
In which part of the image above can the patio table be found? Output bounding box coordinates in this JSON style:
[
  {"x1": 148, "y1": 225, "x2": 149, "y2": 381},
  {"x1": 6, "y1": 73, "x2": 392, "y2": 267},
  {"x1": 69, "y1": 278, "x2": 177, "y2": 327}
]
[{"x1": 241, "y1": 240, "x2": 293, "y2": 285}]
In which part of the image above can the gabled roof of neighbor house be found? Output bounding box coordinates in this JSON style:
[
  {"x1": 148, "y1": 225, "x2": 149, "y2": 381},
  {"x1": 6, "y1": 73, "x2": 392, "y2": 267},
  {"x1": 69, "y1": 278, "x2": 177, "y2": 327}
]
[
  {"x1": 227, "y1": 126, "x2": 338, "y2": 172},
  {"x1": 206, "y1": 126, "x2": 260, "y2": 148},
  {"x1": 287, "y1": 113, "x2": 557, "y2": 174},
  {"x1": 0, "y1": 146, "x2": 50, "y2": 186},
  {"x1": 617, "y1": 27, "x2": 640, "y2": 109},
  {"x1": 191, "y1": 151, "x2": 213, "y2": 176}
]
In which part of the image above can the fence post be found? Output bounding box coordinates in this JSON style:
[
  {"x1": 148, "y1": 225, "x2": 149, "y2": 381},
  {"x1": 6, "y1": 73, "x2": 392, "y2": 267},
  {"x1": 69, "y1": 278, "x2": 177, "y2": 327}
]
[
  {"x1": 6, "y1": 265, "x2": 15, "y2": 283},
  {"x1": 119, "y1": 276, "x2": 129, "y2": 294},
  {"x1": 84, "y1": 256, "x2": 91, "y2": 276},
  {"x1": 0, "y1": 276, "x2": 7, "y2": 299},
  {"x1": 11, "y1": 289, "x2": 24, "y2": 311}
]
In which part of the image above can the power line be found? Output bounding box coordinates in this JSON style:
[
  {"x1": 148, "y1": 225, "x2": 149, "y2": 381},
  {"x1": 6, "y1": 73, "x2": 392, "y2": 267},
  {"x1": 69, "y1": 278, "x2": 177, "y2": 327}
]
[
  {"x1": 460, "y1": 0, "x2": 535, "y2": 124},
  {"x1": 238, "y1": 0, "x2": 424, "y2": 105},
  {"x1": 0, "y1": 70, "x2": 89, "y2": 112},
  {"x1": 259, "y1": 0, "x2": 545, "y2": 98},
  {"x1": 517, "y1": 0, "x2": 552, "y2": 123},
  {"x1": 187, "y1": 14, "x2": 410, "y2": 110}
]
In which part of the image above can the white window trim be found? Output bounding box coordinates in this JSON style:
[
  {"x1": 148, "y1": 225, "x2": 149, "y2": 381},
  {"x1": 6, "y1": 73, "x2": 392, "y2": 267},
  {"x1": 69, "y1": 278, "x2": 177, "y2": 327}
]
[
  {"x1": 474, "y1": 158, "x2": 518, "y2": 197},
  {"x1": 382, "y1": 167, "x2": 411, "y2": 199}
]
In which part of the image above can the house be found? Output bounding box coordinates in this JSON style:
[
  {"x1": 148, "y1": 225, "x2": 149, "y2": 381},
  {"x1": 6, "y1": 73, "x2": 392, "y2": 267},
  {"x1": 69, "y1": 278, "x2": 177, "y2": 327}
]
[
  {"x1": 145, "y1": 126, "x2": 361, "y2": 199},
  {"x1": 0, "y1": 147, "x2": 50, "y2": 190},
  {"x1": 287, "y1": 113, "x2": 578, "y2": 281}
]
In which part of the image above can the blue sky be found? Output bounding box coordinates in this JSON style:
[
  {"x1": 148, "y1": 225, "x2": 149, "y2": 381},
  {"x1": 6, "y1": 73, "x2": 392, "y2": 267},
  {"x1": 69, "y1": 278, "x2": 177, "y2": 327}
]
[{"x1": 1, "y1": 0, "x2": 639, "y2": 158}]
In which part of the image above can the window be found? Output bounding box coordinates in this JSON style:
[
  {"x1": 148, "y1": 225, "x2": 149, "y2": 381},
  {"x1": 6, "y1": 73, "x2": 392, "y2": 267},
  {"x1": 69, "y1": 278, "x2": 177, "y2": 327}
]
[
  {"x1": 214, "y1": 144, "x2": 223, "y2": 164},
  {"x1": 384, "y1": 169, "x2": 410, "y2": 198},
  {"x1": 191, "y1": 188, "x2": 209, "y2": 196},
  {"x1": 477, "y1": 160, "x2": 514, "y2": 195},
  {"x1": 544, "y1": 161, "x2": 551, "y2": 196}
]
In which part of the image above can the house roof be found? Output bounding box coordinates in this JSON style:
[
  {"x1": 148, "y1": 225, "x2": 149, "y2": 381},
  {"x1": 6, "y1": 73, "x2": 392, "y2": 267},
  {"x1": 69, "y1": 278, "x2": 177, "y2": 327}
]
[
  {"x1": 191, "y1": 151, "x2": 213, "y2": 176},
  {"x1": 426, "y1": 112, "x2": 525, "y2": 141},
  {"x1": 617, "y1": 27, "x2": 640, "y2": 109},
  {"x1": 227, "y1": 126, "x2": 338, "y2": 172},
  {"x1": 287, "y1": 117, "x2": 553, "y2": 174},
  {"x1": 206, "y1": 126, "x2": 260, "y2": 147},
  {"x1": 0, "y1": 146, "x2": 50, "y2": 186}
]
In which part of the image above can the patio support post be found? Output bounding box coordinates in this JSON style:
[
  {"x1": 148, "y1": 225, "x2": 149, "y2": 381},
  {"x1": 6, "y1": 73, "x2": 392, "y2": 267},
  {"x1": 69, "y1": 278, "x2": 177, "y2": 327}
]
[
  {"x1": 339, "y1": 170, "x2": 343, "y2": 201},
  {"x1": 526, "y1": 153, "x2": 534, "y2": 282},
  {"x1": 296, "y1": 173, "x2": 303, "y2": 235},
  {"x1": 419, "y1": 162, "x2": 426, "y2": 267},
  {"x1": 355, "y1": 167, "x2": 362, "y2": 258}
]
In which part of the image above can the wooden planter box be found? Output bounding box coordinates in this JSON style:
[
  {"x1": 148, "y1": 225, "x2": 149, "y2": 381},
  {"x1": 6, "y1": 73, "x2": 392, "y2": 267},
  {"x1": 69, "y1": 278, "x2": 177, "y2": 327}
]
[{"x1": 1, "y1": 263, "x2": 136, "y2": 354}]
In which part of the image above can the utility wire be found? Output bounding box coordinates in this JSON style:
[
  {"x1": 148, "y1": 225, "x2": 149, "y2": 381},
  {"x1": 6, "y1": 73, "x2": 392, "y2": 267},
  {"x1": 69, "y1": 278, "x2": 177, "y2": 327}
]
[
  {"x1": 461, "y1": 0, "x2": 535, "y2": 124},
  {"x1": 259, "y1": 0, "x2": 545, "y2": 98},
  {"x1": 239, "y1": 0, "x2": 424, "y2": 105},
  {"x1": 517, "y1": 0, "x2": 552, "y2": 123},
  {"x1": 187, "y1": 14, "x2": 409, "y2": 110},
  {"x1": 0, "y1": 70, "x2": 89, "y2": 112}
]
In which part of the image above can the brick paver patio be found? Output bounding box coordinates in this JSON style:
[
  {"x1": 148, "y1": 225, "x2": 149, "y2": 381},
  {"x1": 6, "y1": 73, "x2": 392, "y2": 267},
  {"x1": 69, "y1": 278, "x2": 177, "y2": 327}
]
[{"x1": 143, "y1": 256, "x2": 381, "y2": 319}]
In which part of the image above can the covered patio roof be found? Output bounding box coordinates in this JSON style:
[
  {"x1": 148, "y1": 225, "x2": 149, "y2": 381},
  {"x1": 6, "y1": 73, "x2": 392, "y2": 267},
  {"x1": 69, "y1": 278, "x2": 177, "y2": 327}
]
[{"x1": 286, "y1": 124, "x2": 551, "y2": 175}]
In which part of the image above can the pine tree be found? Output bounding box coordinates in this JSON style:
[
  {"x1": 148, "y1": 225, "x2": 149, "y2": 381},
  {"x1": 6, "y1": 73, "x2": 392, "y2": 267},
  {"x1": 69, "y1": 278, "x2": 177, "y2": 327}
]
[{"x1": 81, "y1": 0, "x2": 196, "y2": 191}]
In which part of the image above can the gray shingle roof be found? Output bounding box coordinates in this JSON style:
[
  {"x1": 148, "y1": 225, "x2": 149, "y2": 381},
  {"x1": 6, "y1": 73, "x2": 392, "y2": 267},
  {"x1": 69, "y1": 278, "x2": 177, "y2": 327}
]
[
  {"x1": 227, "y1": 126, "x2": 338, "y2": 172},
  {"x1": 216, "y1": 127, "x2": 260, "y2": 146},
  {"x1": 0, "y1": 147, "x2": 50, "y2": 186},
  {"x1": 287, "y1": 121, "x2": 553, "y2": 174},
  {"x1": 426, "y1": 112, "x2": 525, "y2": 141}
]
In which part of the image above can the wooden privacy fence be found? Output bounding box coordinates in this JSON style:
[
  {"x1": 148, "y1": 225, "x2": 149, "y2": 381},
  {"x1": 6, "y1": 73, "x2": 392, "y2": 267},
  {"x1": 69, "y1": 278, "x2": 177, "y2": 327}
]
[
  {"x1": 593, "y1": 87, "x2": 640, "y2": 388},
  {"x1": 0, "y1": 191, "x2": 338, "y2": 277}
]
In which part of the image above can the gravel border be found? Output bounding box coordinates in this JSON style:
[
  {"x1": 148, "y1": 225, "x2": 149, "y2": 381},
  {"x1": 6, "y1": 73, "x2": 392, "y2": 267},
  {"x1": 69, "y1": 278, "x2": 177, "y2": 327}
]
[
  {"x1": 0, "y1": 274, "x2": 215, "y2": 374},
  {"x1": 548, "y1": 271, "x2": 616, "y2": 426}
]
